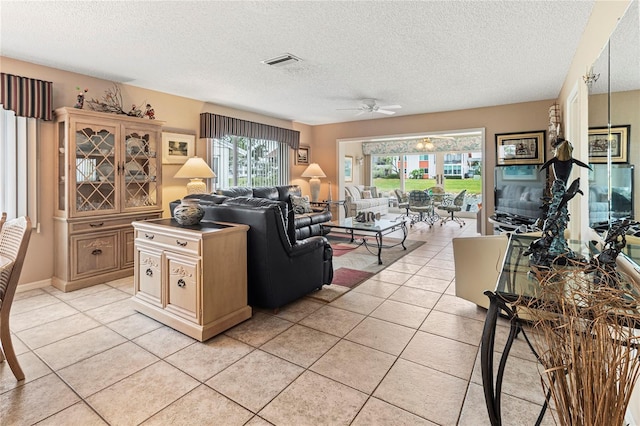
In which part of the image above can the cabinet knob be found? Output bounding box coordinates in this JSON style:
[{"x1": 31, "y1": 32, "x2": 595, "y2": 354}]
[
  {"x1": 145, "y1": 268, "x2": 153, "y2": 277},
  {"x1": 91, "y1": 249, "x2": 103, "y2": 255},
  {"x1": 144, "y1": 233, "x2": 155, "y2": 240},
  {"x1": 176, "y1": 240, "x2": 187, "y2": 247},
  {"x1": 177, "y1": 278, "x2": 186, "y2": 288}
]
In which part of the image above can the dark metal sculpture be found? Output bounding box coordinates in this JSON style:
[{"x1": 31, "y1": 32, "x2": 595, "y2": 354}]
[
  {"x1": 586, "y1": 219, "x2": 638, "y2": 287},
  {"x1": 526, "y1": 138, "x2": 591, "y2": 267}
]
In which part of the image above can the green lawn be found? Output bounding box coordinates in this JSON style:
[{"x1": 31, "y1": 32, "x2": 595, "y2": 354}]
[{"x1": 373, "y1": 178, "x2": 482, "y2": 195}]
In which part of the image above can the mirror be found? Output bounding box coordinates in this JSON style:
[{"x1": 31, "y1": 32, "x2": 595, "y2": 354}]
[{"x1": 588, "y1": 0, "x2": 640, "y2": 228}]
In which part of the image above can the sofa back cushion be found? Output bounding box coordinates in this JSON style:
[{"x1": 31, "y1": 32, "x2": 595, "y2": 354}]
[
  {"x1": 252, "y1": 187, "x2": 280, "y2": 200},
  {"x1": 183, "y1": 193, "x2": 227, "y2": 205},
  {"x1": 217, "y1": 187, "x2": 253, "y2": 197},
  {"x1": 276, "y1": 185, "x2": 302, "y2": 201}
]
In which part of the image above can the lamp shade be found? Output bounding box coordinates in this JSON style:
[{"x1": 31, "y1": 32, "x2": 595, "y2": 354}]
[
  {"x1": 174, "y1": 157, "x2": 216, "y2": 179},
  {"x1": 174, "y1": 157, "x2": 216, "y2": 194},
  {"x1": 301, "y1": 163, "x2": 326, "y2": 178}
]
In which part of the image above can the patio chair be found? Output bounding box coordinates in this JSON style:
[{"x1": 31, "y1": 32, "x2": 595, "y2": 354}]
[
  {"x1": 438, "y1": 189, "x2": 467, "y2": 227},
  {"x1": 0, "y1": 215, "x2": 32, "y2": 380},
  {"x1": 394, "y1": 189, "x2": 410, "y2": 220},
  {"x1": 408, "y1": 190, "x2": 436, "y2": 227}
]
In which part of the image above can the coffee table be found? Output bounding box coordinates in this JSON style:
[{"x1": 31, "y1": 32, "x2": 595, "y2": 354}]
[{"x1": 323, "y1": 217, "x2": 408, "y2": 264}]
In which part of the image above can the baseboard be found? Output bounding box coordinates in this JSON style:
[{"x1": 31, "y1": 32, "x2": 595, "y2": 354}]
[{"x1": 16, "y1": 278, "x2": 52, "y2": 292}]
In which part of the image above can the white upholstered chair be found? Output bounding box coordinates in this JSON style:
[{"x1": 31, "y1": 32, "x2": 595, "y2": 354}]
[
  {"x1": 0, "y1": 215, "x2": 32, "y2": 380},
  {"x1": 453, "y1": 234, "x2": 508, "y2": 309}
]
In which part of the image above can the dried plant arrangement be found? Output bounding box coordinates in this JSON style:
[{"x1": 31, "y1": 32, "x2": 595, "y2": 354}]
[
  {"x1": 522, "y1": 260, "x2": 640, "y2": 426},
  {"x1": 86, "y1": 83, "x2": 155, "y2": 119}
]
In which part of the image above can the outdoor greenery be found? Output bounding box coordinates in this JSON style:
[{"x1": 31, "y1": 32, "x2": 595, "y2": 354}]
[{"x1": 373, "y1": 177, "x2": 482, "y2": 194}]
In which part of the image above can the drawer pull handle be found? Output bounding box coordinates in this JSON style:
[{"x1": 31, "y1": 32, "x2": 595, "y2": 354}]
[
  {"x1": 91, "y1": 249, "x2": 102, "y2": 255},
  {"x1": 145, "y1": 268, "x2": 153, "y2": 277},
  {"x1": 144, "y1": 233, "x2": 155, "y2": 240},
  {"x1": 89, "y1": 222, "x2": 104, "y2": 227},
  {"x1": 177, "y1": 278, "x2": 186, "y2": 288},
  {"x1": 176, "y1": 240, "x2": 187, "y2": 247}
]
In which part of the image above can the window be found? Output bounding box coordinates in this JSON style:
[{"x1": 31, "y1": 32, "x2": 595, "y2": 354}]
[
  {"x1": 0, "y1": 105, "x2": 38, "y2": 224},
  {"x1": 210, "y1": 135, "x2": 289, "y2": 188}
]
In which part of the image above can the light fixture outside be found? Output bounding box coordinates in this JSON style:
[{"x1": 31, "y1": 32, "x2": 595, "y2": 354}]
[
  {"x1": 301, "y1": 163, "x2": 326, "y2": 202},
  {"x1": 174, "y1": 157, "x2": 216, "y2": 194}
]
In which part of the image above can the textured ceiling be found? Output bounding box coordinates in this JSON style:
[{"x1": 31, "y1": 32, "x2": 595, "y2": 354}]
[{"x1": 1, "y1": 1, "x2": 598, "y2": 125}]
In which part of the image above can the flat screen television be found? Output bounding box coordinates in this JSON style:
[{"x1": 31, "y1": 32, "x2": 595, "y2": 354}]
[{"x1": 494, "y1": 165, "x2": 547, "y2": 223}]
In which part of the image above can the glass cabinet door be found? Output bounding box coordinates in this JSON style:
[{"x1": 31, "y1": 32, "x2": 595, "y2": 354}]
[
  {"x1": 122, "y1": 126, "x2": 160, "y2": 210},
  {"x1": 72, "y1": 123, "x2": 118, "y2": 216}
]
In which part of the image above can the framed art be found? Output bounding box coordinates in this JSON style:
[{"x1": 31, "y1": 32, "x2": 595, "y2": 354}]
[
  {"x1": 344, "y1": 156, "x2": 353, "y2": 182},
  {"x1": 296, "y1": 145, "x2": 310, "y2": 165},
  {"x1": 588, "y1": 125, "x2": 630, "y2": 163},
  {"x1": 502, "y1": 165, "x2": 539, "y2": 181},
  {"x1": 162, "y1": 131, "x2": 195, "y2": 164},
  {"x1": 496, "y1": 130, "x2": 545, "y2": 165}
]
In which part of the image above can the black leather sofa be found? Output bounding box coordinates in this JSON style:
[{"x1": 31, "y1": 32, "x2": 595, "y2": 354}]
[
  {"x1": 212, "y1": 185, "x2": 332, "y2": 240},
  {"x1": 169, "y1": 196, "x2": 333, "y2": 310}
]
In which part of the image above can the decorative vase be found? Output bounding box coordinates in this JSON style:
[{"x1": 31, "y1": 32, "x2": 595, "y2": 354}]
[{"x1": 174, "y1": 198, "x2": 204, "y2": 226}]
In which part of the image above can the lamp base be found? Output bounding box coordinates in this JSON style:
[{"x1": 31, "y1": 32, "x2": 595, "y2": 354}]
[
  {"x1": 309, "y1": 178, "x2": 321, "y2": 203},
  {"x1": 186, "y1": 178, "x2": 207, "y2": 194}
]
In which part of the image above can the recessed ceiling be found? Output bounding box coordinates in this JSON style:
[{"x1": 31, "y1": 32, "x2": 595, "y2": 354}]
[{"x1": 0, "y1": 1, "x2": 596, "y2": 125}]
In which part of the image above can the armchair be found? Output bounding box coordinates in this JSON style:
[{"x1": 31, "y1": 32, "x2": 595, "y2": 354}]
[
  {"x1": 186, "y1": 197, "x2": 333, "y2": 310},
  {"x1": 438, "y1": 189, "x2": 467, "y2": 227},
  {"x1": 0, "y1": 215, "x2": 32, "y2": 380}
]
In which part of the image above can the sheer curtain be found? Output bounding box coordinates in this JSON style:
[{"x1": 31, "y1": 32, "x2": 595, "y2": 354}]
[{"x1": 0, "y1": 104, "x2": 39, "y2": 228}]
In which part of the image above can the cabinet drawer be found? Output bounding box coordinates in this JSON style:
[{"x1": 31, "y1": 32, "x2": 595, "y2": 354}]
[
  {"x1": 137, "y1": 230, "x2": 200, "y2": 255},
  {"x1": 165, "y1": 253, "x2": 199, "y2": 323},
  {"x1": 71, "y1": 232, "x2": 119, "y2": 279},
  {"x1": 71, "y1": 213, "x2": 161, "y2": 233},
  {"x1": 136, "y1": 246, "x2": 163, "y2": 307}
]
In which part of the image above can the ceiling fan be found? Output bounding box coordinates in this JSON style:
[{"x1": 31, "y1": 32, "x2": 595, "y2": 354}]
[{"x1": 337, "y1": 99, "x2": 402, "y2": 116}]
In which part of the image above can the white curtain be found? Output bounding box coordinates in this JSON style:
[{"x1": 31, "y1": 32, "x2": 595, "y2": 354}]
[{"x1": 0, "y1": 104, "x2": 39, "y2": 228}]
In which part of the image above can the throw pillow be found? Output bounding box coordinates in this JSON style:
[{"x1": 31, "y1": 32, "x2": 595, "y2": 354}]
[
  {"x1": 361, "y1": 190, "x2": 372, "y2": 199},
  {"x1": 290, "y1": 195, "x2": 312, "y2": 214},
  {"x1": 520, "y1": 192, "x2": 530, "y2": 202}
]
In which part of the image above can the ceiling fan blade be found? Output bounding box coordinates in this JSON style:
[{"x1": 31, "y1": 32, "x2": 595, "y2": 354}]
[
  {"x1": 355, "y1": 110, "x2": 367, "y2": 116},
  {"x1": 377, "y1": 109, "x2": 396, "y2": 115},
  {"x1": 378, "y1": 104, "x2": 402, "y2": 109},
  {"x1": 336, "y1": 108, "x2": 363, "y2": 111}
]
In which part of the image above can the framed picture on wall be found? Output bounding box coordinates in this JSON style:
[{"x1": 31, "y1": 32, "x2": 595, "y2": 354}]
[
  {"x1": 588, "y1": 125, "x2": 630, "y2": 163},
  {"x1": 296, "y1": 145, "x2": 310, "y2": 165},
  {"x1": 344, "y1": 156, "x2": 353, "y2": 182},
  {"x1": 495, "y1": 130, "x2": 545, "y2": 165},
  {"x1": 162, "y1": 131, "x2": 195, "y2": 164}
]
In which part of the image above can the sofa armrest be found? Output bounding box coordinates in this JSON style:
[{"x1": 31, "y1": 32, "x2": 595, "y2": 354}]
[{"x1": 288, "y1": 236, "x2": 329, "y2": 257}]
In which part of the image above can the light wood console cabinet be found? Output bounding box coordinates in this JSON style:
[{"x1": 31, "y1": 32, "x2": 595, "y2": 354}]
[
  {"x1": 131, "y1": 219, "x2": 251, "y2": 341},
  {"x1": 53, "y1": 107, "x2": 163, "y2": 291}
]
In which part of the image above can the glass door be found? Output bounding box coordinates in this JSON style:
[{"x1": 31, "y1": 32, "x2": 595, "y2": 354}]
[
  {"x1": 122, "y1": 126, "x2": 160, "y2": 210},
  {"x1": 72, "y1": 122, "x2": 118, "y2": 216}
]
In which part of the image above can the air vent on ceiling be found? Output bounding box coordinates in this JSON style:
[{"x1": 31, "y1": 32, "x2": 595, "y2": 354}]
[{"x1": 261, "y1": 54, "x2": 301, "y2": 67}]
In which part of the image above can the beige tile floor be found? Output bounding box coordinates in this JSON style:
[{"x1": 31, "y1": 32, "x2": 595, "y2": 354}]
[{"x1": 1, "y1": 217, "x2": 554, "y2": 425}]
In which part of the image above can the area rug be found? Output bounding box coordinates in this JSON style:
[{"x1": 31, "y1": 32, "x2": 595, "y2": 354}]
[{"x1": 308, "y1": 233, "x2": 425, "y2": 302}]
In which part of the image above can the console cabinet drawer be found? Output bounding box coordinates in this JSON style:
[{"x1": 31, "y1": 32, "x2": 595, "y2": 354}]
[
  {"x1": 71, "y1": 232, "x2": 119, "y2": 279},
  {"x1": 137, "y1": 230, "x2": 200, "y2": 255}
]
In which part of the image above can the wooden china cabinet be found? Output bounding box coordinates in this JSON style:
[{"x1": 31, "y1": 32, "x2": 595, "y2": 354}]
[{"x1": 53, "y1": 107, "x2": 164, "y2": 291}]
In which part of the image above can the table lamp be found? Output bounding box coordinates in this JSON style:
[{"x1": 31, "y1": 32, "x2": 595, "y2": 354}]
[
  {"x1": 174, "y1": 156, "x2": 216, "y2": 194},
  {"x1": 301, "y1": 163, "x2": 326, "y2": 202}
]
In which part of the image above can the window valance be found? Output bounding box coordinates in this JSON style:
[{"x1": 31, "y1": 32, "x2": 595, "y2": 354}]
[
  {"x1": 1, "y1": 73, "x2": 53, "y2": 121},
  {"x1": 200, "y1": 113, "x2": 300, "y2": 150}
]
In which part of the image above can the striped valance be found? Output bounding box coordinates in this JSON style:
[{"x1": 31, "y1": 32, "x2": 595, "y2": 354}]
[
  {"x1": 1, "y1": 73, "x2": 53, "y2": 121},
  {"x1": 200, "y1": 113, "x2": 300, "y2": 150}
]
